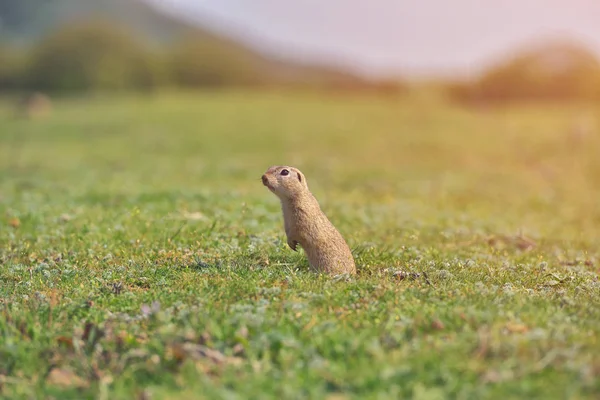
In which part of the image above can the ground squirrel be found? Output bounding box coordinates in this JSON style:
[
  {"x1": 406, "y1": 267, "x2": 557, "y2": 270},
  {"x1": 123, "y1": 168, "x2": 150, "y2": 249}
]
[{"x1": 262, "y1": 165, "x2": 356, "y2": 275}]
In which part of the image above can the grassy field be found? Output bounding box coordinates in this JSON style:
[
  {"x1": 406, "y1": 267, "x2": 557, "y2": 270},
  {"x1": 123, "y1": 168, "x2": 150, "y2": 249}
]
[{"x1": 1, "y1": 90, "x2": 599, "y2": 399}]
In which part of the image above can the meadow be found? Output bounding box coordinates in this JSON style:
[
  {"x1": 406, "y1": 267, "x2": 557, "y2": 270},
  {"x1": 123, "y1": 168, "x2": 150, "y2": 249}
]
[{"x1": 1, "y1": 90, "x2": 599, "y2": 399}]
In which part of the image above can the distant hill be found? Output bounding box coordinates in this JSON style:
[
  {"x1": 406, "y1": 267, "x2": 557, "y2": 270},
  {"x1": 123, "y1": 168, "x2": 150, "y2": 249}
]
[
  {"x1": 0, "y1": 0, "x2": 380, "y2": 89},
  {"x1": 448, "y1": 39, "x2": 600, "y2": 103}
]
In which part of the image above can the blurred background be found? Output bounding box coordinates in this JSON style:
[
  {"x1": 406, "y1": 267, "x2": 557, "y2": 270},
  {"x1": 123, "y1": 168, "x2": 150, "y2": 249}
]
[
  {"x1": 1, "y1": 0, "x2": 600, "y2": 101},
  {"x1": 1, "y1": 0, "x2": 600, "y2": 226}
]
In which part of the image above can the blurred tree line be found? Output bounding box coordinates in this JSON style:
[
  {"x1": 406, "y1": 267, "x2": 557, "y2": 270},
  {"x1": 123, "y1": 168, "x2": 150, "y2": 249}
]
[
  {"x1": 448, "y1": 42, "x2": 600, "y2": 104},
  {"x1": 0, "y1": 21, "x2": 405, "y2": 94},
  {"x1": 0, "y1": 21, "x2": 266, "y2": 92},
  {"x1": 4, "y1": 18, "x2": 597, "y2": 102}
]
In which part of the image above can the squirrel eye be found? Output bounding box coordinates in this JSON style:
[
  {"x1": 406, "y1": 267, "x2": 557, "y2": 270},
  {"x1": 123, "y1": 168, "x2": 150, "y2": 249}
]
[{"x1": 280, "y1": 169, "x2": 289, "y2": 176}]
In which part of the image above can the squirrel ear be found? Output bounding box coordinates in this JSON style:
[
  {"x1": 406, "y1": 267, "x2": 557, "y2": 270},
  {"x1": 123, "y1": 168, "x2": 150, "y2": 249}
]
[{"x1": 297, "y1": 171, "x2": 302, "y2": 182}]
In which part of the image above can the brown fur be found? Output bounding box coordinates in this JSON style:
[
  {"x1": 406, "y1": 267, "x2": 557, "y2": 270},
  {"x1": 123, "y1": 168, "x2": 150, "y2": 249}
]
[
  {"x1": 16, "y1": 92, "x2": 52, "y2": 119},
  {"x1": 262, "y1": 165, "x2": 356, "y2": 275}
]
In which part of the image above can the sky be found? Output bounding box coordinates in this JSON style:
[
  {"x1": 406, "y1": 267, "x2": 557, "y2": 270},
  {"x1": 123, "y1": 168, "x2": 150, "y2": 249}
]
[{"x1": 148, "y1": 0, "x2": 600, "y2": 78}]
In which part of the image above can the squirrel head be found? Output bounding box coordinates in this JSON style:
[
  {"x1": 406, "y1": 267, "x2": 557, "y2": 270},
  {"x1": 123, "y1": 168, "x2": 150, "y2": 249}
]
[{"x1": 262, "y1": 165, "x2": 308, "y2": 200}]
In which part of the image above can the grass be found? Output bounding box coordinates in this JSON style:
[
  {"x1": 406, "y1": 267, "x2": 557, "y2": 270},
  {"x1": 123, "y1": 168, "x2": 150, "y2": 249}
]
[{"x1": 1, "y1": 90, "x2": 599, "y2": 399}]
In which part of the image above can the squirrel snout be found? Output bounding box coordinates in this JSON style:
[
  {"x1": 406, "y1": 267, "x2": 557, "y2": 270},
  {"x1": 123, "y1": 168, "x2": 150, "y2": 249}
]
[{"x1": 261, "y1": 174, "x2": 269, "y2": 186}]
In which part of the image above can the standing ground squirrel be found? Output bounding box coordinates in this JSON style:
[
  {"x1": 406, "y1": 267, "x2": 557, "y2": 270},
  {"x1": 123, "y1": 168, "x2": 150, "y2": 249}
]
[{"x1": 262, "y1": 165, "x2": 357, "y2": 275}]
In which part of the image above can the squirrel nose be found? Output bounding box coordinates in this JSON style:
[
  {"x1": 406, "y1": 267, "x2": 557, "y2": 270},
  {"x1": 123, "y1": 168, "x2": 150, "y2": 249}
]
[{"x1": 262, "y1": 175, "x2": 268, "y2": 185}]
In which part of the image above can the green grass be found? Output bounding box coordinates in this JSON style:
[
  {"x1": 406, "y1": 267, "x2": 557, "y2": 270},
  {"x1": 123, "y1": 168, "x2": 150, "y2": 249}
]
[{"x1": 1, "y1": 90, "x2": 599, "y2": 399}]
